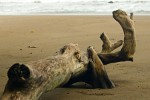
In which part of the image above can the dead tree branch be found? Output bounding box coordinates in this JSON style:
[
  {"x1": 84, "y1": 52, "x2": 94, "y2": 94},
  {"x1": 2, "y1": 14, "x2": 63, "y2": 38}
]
[{"x1": 98, "y1": 10, "x2": 136, "y2": 65}]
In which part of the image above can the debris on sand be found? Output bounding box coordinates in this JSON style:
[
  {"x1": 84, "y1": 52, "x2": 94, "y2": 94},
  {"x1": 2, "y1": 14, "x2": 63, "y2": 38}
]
[
  {"x1": 28, "y1": 46, "x2": 37, "y2": 48},
  {"x1": 108, "y1": 1, "x2": 114, "y2": 3}
]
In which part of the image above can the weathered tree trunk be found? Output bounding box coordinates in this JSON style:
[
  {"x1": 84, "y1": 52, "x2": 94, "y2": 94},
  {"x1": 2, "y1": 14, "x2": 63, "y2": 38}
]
[
  {"x1": 1, "y1": 9, "x2": 136, "y2": 100},
  {"x1": 1, "y1": 44, "x2": 89, "y2": 100}
]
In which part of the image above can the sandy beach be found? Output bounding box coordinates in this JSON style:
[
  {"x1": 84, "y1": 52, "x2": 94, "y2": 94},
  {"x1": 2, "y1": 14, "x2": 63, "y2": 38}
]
[{"x1": 0, "y1": 15, "x2": 150, "y2": 100}]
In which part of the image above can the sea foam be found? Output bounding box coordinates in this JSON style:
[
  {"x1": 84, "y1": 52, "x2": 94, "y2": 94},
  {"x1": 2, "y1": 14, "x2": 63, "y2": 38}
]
[{"x1": 0, "y1": 0, "x2": 150, "y2": 15}]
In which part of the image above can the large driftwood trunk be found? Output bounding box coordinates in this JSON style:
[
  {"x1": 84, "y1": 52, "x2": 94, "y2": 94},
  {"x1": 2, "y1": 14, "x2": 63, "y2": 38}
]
[{"x1": 1, "y1": 9, "x2": 136, "y2": 100}]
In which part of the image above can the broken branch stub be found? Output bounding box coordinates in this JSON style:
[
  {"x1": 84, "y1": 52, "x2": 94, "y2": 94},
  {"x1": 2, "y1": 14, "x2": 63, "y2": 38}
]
[
  {"x1": 87, "y1": 46, "x2": 115, "y2": 88},
  {"x1": 100, "y1": 32, "x2": 123, "y2": 53}
]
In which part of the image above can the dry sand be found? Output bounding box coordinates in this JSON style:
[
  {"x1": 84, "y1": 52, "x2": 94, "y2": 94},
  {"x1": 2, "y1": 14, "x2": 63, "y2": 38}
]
[{"x1": 0, "y1": 15, "x2": 150, "y2": 100}]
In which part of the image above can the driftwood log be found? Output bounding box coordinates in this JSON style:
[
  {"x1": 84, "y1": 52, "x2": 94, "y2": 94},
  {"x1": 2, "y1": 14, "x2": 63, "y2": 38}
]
[{"x1": 1, "y1": 9, "x2": 136, "y2": 100}]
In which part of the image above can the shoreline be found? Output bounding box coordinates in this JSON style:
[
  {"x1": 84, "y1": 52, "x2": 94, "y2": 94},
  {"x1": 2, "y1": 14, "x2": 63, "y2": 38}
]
[{"x1": 1, "y1": 13, "x2": 150, "y2": 16}]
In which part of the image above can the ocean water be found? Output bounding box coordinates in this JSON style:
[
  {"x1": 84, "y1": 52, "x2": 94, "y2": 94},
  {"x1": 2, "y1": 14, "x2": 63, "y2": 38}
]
[{"x1": 0, "y1": 0, "x2": 150, "y2": 15}]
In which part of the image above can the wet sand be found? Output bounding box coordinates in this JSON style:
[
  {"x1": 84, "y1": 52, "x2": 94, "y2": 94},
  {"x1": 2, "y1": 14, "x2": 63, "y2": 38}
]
[{"x1": 0, "y1": 15, "x2": 150, "y2": 100}]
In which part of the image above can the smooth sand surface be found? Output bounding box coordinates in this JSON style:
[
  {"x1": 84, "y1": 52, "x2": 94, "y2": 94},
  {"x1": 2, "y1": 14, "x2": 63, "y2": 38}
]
[{"x1": 0, "y1": 15, "x2": 150, "y2": 100}]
